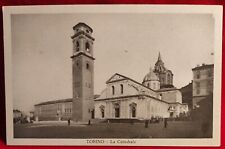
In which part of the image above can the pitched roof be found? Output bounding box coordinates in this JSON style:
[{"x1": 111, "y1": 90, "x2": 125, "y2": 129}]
[
  {"x1": 13, "y1": 109, "x2": 21, "y2": 113},
  {"x1": 106, "y1": 73, "x2": 156, "y2": 92},
  {"x1": 34, "y1": 98, "x2": 72, "y2": 106},
  {"x1": 156, "y1": 87, "x2": 179, "y2": 92},
  {"x1": 35, "y1": 95, "x2": 100, "y2": 106}
]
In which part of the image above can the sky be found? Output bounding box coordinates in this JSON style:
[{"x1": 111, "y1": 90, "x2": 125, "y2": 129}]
[{"x1": 11, "y1": 13, "x2": 214, "y2": 112}]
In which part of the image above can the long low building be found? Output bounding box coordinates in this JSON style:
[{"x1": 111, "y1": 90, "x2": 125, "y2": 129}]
[{"x1": 34, "y1": 95, "x2": 100, "y2": 121}]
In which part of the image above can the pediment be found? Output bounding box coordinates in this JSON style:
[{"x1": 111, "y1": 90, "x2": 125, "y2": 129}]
[{"x1": 106, "y1": 73, "x2": 127, "y2": 84}]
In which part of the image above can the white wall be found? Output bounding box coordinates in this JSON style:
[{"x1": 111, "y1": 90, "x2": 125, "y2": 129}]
[
  {"x1": 160, "y1": 90, "x2": 182, "y2": 103},
  {"x1": 94, "y1": 96, "x2": 170, "y2": 119}
]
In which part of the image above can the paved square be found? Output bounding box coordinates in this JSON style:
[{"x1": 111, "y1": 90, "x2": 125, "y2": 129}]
[{"x1": 14, "y1": 121, "x2": 212, "y2": 138}]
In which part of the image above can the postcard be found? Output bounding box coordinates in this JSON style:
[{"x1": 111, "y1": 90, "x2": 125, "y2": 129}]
[{"x1": 3, "y1": 5, "x2": 222, "y2": 146}]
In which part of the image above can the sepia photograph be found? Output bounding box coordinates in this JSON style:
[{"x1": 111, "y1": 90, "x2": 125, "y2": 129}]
[{"x1": 3, "y1": 5, "x2": 222, "y2": 146}]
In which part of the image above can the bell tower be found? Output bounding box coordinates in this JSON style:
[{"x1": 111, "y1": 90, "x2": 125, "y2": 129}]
[{"x1": 71, "y1": 23, "x2": 95, "y2": 122}]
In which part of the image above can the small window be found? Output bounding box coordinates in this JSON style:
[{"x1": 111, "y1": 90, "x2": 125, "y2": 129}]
[
  {"x1": 85, "y1": 42, "x2": 90, "y2": 52},
  {"x1": 196, "y1": 71, "x2": 200, "y2": 79},
  {"x1": 76, "y1": 41, "x2": 79, "y2": 51},
  {"x1": 120, "y1": 84, "x2": 123, "y2": 94},
  {"x1": 196, "y1": 82, "x2": 200, "y2": 88},
  {"x1": 86, "y1": 63, "x2": 89, "y2": 69},
  {"x1": 112, "y1": 86, "x2": 115, "y2": 95}
]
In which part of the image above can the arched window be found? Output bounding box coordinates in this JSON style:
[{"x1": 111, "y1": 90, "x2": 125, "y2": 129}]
[
  {"x1": 129, "y1": 103, "x2": 137, "y2": 118},
  {"x1": 196, "y1": 71, "x2": 200, "y2": 79},
  {"x1": 86, "y1": 63, "x2": 89, "y2": 69},
  {"x1": 112, "y1": 86, "x2": 115, "y2": 95},
  {"x1": 85, "y1": 42, "x2": 90, "y2": 52},
  {"x1": 76, "y1": 41, "x2": 79, "y2": 51},
  {"x1": 167, "y1": 74, "x2": 171, "y2": 84},
  {"x1": 120, "y1": 84, "x2": 123, "y2": 94}
]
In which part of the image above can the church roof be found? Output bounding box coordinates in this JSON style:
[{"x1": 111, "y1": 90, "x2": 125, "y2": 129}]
[
  {"x1": 156, "y1": 87, "x2": 178, "y2": 92},
  {"x1": 154, "y1": 52, "x2": 167, "y2": 73},
  {"x1": 143, "y1": 67, "x2": 159, "y2": 82},
  {"x1": 106, "y1": 73, "x2": 156, "y2": 92},
  {"x1": 35, "y1": 95, "x2": 100, "y2": 106}
]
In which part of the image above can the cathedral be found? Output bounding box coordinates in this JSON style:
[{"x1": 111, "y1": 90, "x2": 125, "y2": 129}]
[
  {"x1": 34, "y1": 22, "x2": 188, "y2": 122},
  {"x1": 94, "y1": 53, "x2": 188, "y2": 120}
]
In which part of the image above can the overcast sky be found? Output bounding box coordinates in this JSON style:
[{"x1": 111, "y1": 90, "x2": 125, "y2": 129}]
[{"x1": 11, "y1": 13, "x2": 214, "y2": 112}]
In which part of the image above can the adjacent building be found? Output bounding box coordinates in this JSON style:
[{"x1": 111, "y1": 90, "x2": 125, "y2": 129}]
[
  {"x1": 192, "y1": 64, "x2": 214, "y2": 108},
  {"x1": 34, "y1": 95, "x2": 100, "y2": 121},
  {"x1": 180, "y1": 82, "x2": 193, "y2": 110},
  {"x1": 13, "y1": 109, "x2": 22, "y2": 119},
  {"x1": 34, "y1": 98, "x2": 72, "y2": 121}
]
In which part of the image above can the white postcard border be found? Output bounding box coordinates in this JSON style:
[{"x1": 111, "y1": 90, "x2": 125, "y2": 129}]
[{"x1": 3, "y1": 5, "x2": 223, "y2": 146}]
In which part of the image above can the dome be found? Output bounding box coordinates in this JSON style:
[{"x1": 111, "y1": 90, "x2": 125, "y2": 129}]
[{"x1": 143, "y1": 67, "x2": 159, "y2": 82}]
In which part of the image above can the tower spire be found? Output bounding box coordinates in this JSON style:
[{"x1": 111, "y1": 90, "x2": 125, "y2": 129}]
[{"x1": 158, "y1": 52, "x2": 162, "y2": 61}]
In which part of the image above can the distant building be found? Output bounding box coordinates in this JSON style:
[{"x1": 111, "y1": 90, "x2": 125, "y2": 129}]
[
  {"x1": 180, "y1": 82, "x2": 193, "y2": 110},
  {"x1": 192, "y1": 64, "x2": 214, "y2": 109},
  {"x1": 34, "y1": 95, "x2": 100, "y2": 121},
  {"x1": 13, "y1": 109, "x2": 22, "y2": 119},
  {"x1": 34, "y1": 98, "x2": 72, "y2": 121}
]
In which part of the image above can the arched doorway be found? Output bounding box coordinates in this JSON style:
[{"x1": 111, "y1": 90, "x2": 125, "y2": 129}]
[
  {"x1": 114, "y1": 103, "x2": 120, "y2": 118},
  {"x1": 129, "y1": 103, "x2": 137, "y2": 118},
  {"x1": 99, "y1": 105, "x2": 105, "y2": 118}
]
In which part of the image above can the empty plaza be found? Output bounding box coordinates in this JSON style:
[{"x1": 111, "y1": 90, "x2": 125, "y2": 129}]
[{"x1": 14, "y1": 120, "x2": 211, "y2": 138}]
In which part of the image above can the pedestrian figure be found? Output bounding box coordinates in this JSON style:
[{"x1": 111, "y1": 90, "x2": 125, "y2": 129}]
[
  {"x1": 88, "y1": 120, "x2": 91, "y2": 125},
  {"x1": 145, "y1": 120, "x2": 149, "y2": 128},
  {"x1": 164, "y1": 118, "x2": 168, "y2": 128},
  {"x1": 68, "y1": 118, "x2": 71, "y2": 126}
]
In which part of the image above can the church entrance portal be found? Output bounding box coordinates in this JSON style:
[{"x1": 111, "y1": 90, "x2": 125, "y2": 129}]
[{"x1": 114, "y1": 103, "x2": 120, "y2": 118}]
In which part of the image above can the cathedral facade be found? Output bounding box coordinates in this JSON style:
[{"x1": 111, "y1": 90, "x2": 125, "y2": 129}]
[{"x1": 94, "y1": 53, "x2": 188, "y2": 120}]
